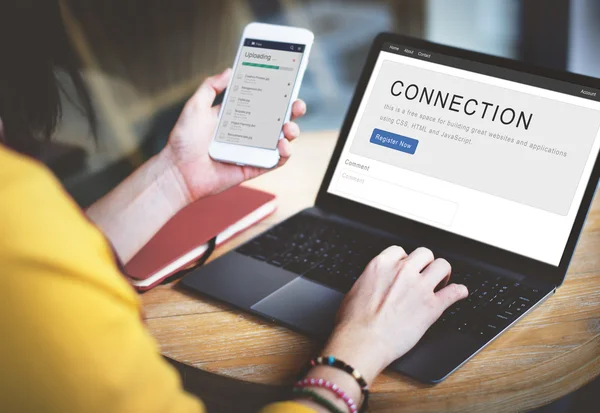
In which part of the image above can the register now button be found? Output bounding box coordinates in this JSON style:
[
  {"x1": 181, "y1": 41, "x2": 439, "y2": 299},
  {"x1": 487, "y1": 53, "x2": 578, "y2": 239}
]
[{"x1": 369, "y1": 128, "x2": 419, "y2": 155}]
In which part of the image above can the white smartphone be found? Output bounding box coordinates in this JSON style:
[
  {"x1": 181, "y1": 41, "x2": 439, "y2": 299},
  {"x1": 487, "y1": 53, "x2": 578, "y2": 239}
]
[{"x1": 209, "y1": 23, "x2": 314, "y2": 169}]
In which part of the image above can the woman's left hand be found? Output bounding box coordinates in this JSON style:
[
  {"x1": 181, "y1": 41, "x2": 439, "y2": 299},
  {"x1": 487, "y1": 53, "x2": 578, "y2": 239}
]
[{"x1": 164, "y1": 68, "x2": 307, "y2": 203}]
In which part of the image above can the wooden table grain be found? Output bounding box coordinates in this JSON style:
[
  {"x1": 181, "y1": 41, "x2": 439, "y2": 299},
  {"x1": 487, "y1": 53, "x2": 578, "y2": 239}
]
[{"x1": 142, "y1": 131, "x2": 600, "y2": 412}]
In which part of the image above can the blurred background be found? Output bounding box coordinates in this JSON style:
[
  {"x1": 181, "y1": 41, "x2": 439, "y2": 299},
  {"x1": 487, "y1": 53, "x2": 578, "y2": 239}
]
[{"x1": 51, "y1": 0, "x2": 600, "y2": 207}]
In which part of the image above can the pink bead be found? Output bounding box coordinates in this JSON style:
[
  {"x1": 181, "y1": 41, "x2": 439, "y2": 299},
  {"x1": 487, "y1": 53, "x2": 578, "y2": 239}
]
[{"x1": 300, "y1": 376, "x2": 358, "y2": 413}]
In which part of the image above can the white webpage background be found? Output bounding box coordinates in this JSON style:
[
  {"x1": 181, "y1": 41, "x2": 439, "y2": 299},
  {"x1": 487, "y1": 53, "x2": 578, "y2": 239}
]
[{"x1": 328, "y1": 51, "x2": 600, "y2": 266}]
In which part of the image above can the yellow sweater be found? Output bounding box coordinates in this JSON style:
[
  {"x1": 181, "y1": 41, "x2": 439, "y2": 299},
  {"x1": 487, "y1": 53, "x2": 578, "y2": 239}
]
[{"x1": 0, "y1": 146, "x2": 313, "y2": 413}]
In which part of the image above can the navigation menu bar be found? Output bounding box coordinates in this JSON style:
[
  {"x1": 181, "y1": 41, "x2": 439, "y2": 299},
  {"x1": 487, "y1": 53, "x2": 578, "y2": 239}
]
[{"x1": 382, "y1": 42, "x2": 600, "y2": 104}]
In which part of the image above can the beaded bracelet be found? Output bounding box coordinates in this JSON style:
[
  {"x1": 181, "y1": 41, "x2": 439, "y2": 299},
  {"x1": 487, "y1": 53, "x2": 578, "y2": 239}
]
[
  {"x1": 292, "y1": 387, "x2": 345, "y2": 413},
  {"x1": 295, "y1": 377, "x2": 358, "y2": 413},
  {"x1": 299, "y1": 356, "x2": 370, "y2": 413}
]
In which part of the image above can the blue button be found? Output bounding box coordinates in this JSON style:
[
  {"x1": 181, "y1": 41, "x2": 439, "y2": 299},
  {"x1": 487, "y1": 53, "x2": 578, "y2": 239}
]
[{"x1": 369, "y1": 128, "x2": 419, "y2": 155}]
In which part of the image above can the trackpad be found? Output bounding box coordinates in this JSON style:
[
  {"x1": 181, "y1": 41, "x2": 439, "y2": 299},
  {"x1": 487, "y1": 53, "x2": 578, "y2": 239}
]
[{"x1": 252, "y1": 278, "x2": 345, "y2": 339}]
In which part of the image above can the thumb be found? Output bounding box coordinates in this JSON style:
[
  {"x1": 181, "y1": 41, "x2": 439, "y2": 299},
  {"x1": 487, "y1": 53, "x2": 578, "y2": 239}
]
[{"x1": 192, "y1": 68, "x2": 232, "y2": 109}]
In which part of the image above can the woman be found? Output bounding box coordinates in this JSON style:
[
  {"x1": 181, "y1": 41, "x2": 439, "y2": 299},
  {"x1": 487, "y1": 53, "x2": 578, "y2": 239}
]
[{"x1": 0, "y1": 3, "x2": 468, "y2": 413}]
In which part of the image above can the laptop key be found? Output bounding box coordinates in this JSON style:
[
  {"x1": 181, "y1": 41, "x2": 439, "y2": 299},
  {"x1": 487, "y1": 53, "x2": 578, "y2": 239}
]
[
  {"x1": 477, "y1": 323, "x2": 500, "y2": 339},
  {"x1": 503, "y1": 309, "x2": 515, "y2": 317},
  {"x1": 448, "y1": 305, "x2": 462, "y2": 318},
  {"x1": 456, "y1": 320, "x2": 474, "y2": 333},
  {"x1": 514, "y1": 302, "x2": 530, "y2": 314},
  {"x1": 494, "y1": 313, "x2": 512, "y2": 327}
]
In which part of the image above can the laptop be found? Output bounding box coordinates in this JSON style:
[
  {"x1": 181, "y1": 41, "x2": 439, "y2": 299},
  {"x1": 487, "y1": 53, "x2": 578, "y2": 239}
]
[{"x1": 182, "y1": 33, "x2": 600, "y2": 383}]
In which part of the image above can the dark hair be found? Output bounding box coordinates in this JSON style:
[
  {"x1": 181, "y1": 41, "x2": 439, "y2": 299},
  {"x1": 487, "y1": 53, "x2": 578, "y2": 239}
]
[{"x1": 0, "y1": 1, "x2": 96, "y2": 154}]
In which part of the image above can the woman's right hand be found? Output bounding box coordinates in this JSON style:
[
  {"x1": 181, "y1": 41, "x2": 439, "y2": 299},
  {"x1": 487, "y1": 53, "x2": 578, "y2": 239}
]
[{"x1": 322, "y1": 245, "x2": 469, "y2": 385}]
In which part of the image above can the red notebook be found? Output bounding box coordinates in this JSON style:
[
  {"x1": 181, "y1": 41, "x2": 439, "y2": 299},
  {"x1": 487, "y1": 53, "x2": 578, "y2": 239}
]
[{"x1": 125, "y1": 186, "x2": 276, "y2": 291}]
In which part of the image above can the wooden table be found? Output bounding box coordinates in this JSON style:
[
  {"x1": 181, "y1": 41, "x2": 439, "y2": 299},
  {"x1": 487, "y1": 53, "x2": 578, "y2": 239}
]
[{"x1": 142, "y1": 131, "x2": 600, "y2": 412}]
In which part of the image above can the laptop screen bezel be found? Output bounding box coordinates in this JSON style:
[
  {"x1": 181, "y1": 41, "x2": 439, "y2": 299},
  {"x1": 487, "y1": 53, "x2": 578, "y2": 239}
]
[{"x1": 315, "y1": 33, "x2": 600, "y2": 286}]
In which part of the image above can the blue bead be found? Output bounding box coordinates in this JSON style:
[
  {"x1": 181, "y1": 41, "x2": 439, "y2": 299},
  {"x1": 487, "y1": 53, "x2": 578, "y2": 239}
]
[{"x1": 328, "y1": 356, "x2": 334, "y2": 365}]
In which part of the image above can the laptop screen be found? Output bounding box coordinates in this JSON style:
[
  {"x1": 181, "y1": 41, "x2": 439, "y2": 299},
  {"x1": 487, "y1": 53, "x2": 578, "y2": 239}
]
[{"x1": 327, "y1": 42, "x2": 600, "y2": 266}]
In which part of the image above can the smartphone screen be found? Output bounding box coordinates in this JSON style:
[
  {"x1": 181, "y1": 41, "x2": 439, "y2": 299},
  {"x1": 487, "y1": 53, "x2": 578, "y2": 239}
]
[{"x1": 215, "y1": 38, "x2": 306, "y2": 150}]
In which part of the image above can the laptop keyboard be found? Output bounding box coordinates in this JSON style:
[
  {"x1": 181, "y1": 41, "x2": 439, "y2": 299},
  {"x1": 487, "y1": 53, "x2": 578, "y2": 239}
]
[
  {"x1": 428, "y1": 270, "x2": 545, "y2": 339},
  {"x1": 236, "y1": 214, "x2": 547, "y2": 340},
  {"x1": 237, "y1": 214, "x2": 395, "y2": 292}
]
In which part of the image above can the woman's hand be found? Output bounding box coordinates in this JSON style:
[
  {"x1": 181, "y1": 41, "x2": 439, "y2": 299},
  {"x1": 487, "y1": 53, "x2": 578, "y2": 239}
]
[
  {"x1": 164, "y1": 68, "x2": 307, "y2": 203},
  {"x1": 322, "y1": 246, "x2": 468, "y2": 384},
  {"x1": 295, "y1": 246, "x2": 468, "y2": 412},
  {"x1": 87, "y1": 69, "x2": 305, "y2": 263}
]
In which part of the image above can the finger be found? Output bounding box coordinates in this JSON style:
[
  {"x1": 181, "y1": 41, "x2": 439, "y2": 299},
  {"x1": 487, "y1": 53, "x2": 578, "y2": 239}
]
[
  {"x1": 380, "y1": 245, "x2": 408, "y2": 277},
  {"x1": 435, "y1": 283, "x2": 469, "y2": 312},
  {"x1": 420, "y1": 258, "x2": 451, "y2": 289},
  {"x1": 404, "y1": 247, "x2": 435, "y2": 272},
  {"x1": 211, "y1": 104, "x2": 222, "y2": 117},
  {"x1": 378, "y1": 245, "x2": 407, "y2": 260},
  {"x1": 356, "y1": 245, "x2": 407, "y2": 293},
  {"x1": 362, "y1": 245, "x2": 407, "y2": 282},
  {"x1": 291, "y1": 99, "x2": 307, "y2": 121},
  {"x1": 240, "y1": 164, "x2": 267, "y2": 181},
  {"x1": 277, "y1": 138, "x2": 292, "y2": 160},
  {"x1": 282, "y1": 122, "x2": 300, "y2": 142},
  {"x1": 192, "y1": 68, "x2": 232, "y2": 109}
]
